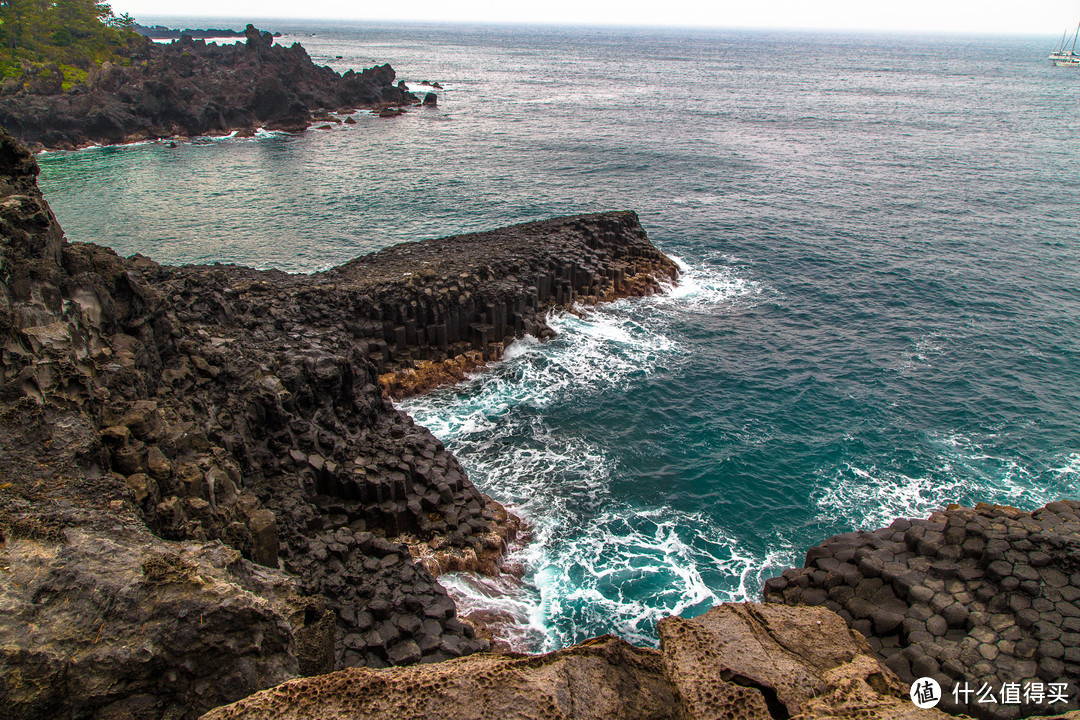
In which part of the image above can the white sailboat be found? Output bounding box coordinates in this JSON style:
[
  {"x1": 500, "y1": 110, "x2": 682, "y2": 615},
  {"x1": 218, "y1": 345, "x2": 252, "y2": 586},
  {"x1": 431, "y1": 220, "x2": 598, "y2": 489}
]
[{"x1": 1049, "y1": 21, "x2": 1080, "y2": 66}]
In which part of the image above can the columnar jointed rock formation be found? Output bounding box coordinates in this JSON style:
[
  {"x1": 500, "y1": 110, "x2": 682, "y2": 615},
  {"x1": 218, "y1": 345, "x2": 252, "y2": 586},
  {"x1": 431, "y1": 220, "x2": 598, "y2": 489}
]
[
  {"x1": 0, "y1": 126, "x2": 677, "y2": 719},
  {"x1": 0, "y1": 25, "x2": 417, "y2": 150},
  {"x1": 764, "y1": 501, "x2": 1080, "y2": 720},
  {"x1": 318, "y1": 211, "x2": 679, "y2": 398}
]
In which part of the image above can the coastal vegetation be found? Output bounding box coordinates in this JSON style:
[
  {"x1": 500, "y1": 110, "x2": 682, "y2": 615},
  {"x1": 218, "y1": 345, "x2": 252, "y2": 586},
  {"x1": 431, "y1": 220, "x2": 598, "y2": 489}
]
[{"x1": 0, "y1": 0, "x2": 142, "y2": 89}]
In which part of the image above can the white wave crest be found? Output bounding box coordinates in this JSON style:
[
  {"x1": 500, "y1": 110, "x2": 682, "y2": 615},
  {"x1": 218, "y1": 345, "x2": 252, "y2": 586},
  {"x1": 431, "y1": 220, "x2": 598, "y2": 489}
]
[
  {"x1": 814, "y1": 435, "x2": 1080, "y2": 532},
  {"x1": 651, "y1": 254, "x2": 767, "y2": 312}
]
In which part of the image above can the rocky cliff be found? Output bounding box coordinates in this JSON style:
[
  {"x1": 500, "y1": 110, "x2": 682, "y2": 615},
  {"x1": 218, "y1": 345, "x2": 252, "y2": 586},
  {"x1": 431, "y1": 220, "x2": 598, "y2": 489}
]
[
  {"x1": 0, "y1": 25, "x2": 417, "y2": 150},
  {"x1": 0, "y1": 126, "x2": 677, "y2": 719}
]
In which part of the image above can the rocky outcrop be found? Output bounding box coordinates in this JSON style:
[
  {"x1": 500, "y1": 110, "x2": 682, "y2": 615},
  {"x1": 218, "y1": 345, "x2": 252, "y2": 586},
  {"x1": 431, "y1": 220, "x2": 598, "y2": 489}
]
[
  {"x1": 200, "y1": 602, "x2": 947, "y2": 720},
  {"x1": 0, "y1": 524, "x2": 318, "y2": 720},
  {"x1": 133, "y1": 23, "x2": 283, "y2": 41},
  {"x1": 0, "y1": 127, "x2": 677, "y2": 719},
  {"x1": 764, "y1": 501, "x2": 1080, "y2": 719},
  {"x1": 658, "y1": 603, "x2": 949, "y2": 720},
  {"x1": 330, "y1": 210, "x2": 678, "y2": 398},
  {"x1": 201, "y1": 636, "x2": 677, "y2": 720},
  {"x1": 0, "y1": 25, "x2": 416, "y2": 150}
]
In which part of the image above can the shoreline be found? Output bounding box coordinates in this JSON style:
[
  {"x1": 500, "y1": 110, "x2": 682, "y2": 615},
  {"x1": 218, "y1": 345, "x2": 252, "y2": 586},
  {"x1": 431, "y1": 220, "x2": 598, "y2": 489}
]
[
  {"x1": 7, "y1": 117, "x2": 1080, "y2": 713},
  {"x1": 196, "y1": 499, "x2": 1080, "y2": 720},
  {"x1": 0, "y1": 122, "x2": 682, "y2": 719},
  {"x1": 0, "y1": 25, "x2": 419, "y2": 152},
  {"x1": 197, "y1": 499, "x2": 1080, "y2": 720}
]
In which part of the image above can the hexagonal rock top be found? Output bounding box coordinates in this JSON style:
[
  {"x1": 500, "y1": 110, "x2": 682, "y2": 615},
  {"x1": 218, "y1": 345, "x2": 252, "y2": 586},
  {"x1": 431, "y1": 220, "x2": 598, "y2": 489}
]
[{"x1": 764, "y1": 500, "x2": 1080, "y2": 720}]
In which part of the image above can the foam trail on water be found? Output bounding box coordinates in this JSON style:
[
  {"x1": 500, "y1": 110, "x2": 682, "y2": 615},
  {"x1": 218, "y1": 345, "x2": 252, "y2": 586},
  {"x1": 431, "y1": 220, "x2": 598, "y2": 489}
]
[
  {"x1": 439, "y1": 571, "x2": 548, "y2": 650},
  {"x1": 652, "y1": 254, "x2": 768, "y2": 312}
]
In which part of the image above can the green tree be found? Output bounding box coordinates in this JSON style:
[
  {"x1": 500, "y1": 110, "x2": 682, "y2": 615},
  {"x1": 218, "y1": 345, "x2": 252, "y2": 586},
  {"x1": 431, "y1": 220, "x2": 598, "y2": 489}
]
[{"x1": 0, "y1": 0, "x2": 140, "y2": 83}]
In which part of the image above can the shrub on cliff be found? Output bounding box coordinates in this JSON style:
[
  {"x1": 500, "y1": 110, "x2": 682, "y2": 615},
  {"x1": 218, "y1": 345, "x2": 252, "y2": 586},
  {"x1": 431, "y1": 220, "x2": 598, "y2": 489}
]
[{"x1": 0, "y1": 0, "x2": 145, "y2": 88}]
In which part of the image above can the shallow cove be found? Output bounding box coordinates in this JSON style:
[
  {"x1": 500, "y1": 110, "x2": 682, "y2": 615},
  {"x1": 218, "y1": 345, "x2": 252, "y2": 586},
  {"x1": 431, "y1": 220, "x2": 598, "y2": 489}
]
[{"x1": 38, "y1": 22, "x2": 1080, "y2": 652}]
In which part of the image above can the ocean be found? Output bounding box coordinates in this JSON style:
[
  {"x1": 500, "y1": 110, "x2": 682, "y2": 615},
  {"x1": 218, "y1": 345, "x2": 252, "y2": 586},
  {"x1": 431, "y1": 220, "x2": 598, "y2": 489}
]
[{"x1": 36, "y1": 20, "x2": 1080, "y2": 652}]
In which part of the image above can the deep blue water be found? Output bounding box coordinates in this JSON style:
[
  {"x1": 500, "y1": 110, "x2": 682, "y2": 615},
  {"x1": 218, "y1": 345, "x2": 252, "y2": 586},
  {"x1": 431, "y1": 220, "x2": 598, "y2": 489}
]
[{"x1": 37, "y1": 21, "x2": 1080, "y2": 651}]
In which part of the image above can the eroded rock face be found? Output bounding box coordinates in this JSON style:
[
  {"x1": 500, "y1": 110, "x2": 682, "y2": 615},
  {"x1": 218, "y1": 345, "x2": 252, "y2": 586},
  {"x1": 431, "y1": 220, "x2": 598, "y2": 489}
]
[
  {"x1": 658, "y1": 603, "x2": 948, "y2": 720},
  {"x1": 0, "y1": 26, "x2": 416, "y2": 150},
  {"x1": 0, "y1": 521, "x2": 314, "y2": 720},
  {"x1": 201, "y1": 602, "x2": 951, "y2": 720},
  {"x1": 764, "y1": 501, "x2": 1080, "y2": 719},
  {"x1": 0, "y1": 126, "x2": 678, "y2": 718},
  {"x1": 201, "y1": 636, "x2": 678, "y2": 720}
]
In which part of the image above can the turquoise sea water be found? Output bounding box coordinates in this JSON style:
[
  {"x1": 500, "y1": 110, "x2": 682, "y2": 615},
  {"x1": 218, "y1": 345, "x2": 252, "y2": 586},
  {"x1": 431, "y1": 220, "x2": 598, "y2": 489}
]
[{"x1": 37, "y1": 21, "x2": 1080, "y2": 651}]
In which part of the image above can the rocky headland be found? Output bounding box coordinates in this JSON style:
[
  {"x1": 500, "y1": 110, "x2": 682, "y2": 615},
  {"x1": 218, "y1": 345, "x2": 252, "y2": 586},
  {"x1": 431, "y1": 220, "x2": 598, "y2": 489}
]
[
  {"x1": 0, "y1": 25, "x2": 418, "y2": 151},
  {"x1": 133, "y1": 24, "x2": 283, "y2": 41},
  {"x1": 0, "y1": 126, "x2": 678, "y2": 719}
]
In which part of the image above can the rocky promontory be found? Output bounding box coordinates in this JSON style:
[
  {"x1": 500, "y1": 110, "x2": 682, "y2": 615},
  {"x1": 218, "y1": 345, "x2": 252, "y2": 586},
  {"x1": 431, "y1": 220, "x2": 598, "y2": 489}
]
[
  {"x1": 0, "y1": 126, "x2": 678, "y2": 719},
  {"x1": 0, "y1": 25, "x2": 417, "y2": 150},
  {"x1": 133, "y1": 24, "x2": 283, "y2": 41}
]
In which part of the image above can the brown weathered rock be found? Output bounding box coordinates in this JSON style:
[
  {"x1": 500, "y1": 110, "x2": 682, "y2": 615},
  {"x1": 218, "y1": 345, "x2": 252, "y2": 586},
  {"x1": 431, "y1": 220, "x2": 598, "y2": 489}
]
[
  {"x1": 659, "y1": 603, "x2": 951, "y2": 720},
  {"x1": 200, "y1": 636, "x2": 677, "y2": 720},
  {"x1": 0, "y1": 511, "x2": 315, "y2": 720}
]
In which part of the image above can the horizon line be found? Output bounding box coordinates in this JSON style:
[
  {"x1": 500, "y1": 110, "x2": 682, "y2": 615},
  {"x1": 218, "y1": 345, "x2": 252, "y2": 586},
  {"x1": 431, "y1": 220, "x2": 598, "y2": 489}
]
[{"x1": 131, "y1": 14, "x2": 1064, "y2": 40}]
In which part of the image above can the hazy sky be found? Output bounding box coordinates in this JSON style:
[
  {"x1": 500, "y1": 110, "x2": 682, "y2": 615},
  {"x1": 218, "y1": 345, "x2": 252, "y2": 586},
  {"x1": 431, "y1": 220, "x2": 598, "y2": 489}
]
[{"x1": 113, "y1": 0, "x2": 1077, "y2": 36}]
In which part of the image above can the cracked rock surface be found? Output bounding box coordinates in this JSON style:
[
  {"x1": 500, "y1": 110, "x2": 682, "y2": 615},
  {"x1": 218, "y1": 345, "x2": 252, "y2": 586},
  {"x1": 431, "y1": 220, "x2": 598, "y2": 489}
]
[{"x1": 765, "y1": 501, "x2": 1080, "y2": 719}]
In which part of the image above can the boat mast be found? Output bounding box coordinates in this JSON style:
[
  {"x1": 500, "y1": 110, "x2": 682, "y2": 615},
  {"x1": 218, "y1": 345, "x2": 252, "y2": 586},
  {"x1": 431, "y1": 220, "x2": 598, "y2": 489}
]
[
  {"x1": 1072, "y1": 20, "x2": 1080, "y2": 55},
  {"x1": 1058, "y1": 29, "x2": 1068, "y2": 53}
]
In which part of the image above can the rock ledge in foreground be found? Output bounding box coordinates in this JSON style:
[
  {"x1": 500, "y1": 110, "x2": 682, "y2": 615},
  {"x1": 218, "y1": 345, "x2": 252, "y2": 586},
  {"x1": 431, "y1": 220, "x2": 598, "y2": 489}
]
[{"x1": 201, "y1": 602, "x2": 948, "y2": 720}]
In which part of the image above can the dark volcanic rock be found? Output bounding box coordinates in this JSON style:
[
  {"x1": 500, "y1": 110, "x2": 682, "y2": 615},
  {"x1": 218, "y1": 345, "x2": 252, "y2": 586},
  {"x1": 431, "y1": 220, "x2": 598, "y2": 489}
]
[
  {"x1": 328, "y1": 210, "x2": 679, "y2": 399},
  {"x1": 764, "y1": 501, "x2": 1080, "y2": 719},
  {"x1": 0, "y1": 127, "x2": 677, "y2": 719},
  {"x1": 0, "y1": 25, "x2": 416, "y2": 150},
  {"x1": 133, "y1": 23, "x2": 283, "y2": 40}
]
